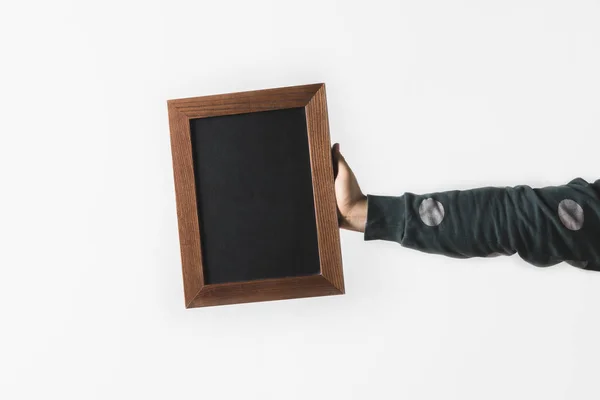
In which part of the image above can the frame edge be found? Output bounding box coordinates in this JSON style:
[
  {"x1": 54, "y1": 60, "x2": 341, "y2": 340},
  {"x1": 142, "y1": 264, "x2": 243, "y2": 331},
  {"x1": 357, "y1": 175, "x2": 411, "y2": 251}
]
[
  {"x1": 305, "y1": 84, "x2": 345, "y2": 294},
  {"x1": 167, "y1": 103, "x2": 206, "y2": 307}
]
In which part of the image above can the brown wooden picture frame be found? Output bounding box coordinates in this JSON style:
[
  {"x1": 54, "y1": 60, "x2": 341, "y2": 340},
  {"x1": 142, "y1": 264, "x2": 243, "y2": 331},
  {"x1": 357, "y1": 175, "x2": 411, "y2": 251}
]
[{"x1": 167, "y1": 83, "x2": 344, "y2": 308}]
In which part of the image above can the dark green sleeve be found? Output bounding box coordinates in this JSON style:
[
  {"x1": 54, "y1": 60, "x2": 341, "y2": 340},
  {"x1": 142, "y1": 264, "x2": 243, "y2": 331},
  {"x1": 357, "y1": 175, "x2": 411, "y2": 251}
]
[{"x1": 364, "y1": 178, "x2": 600, "y2": 270}]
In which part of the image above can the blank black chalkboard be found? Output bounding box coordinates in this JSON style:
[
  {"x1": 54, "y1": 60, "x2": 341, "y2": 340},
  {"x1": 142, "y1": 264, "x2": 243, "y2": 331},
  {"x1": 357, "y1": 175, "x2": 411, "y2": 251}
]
[
  {"x1": 168, "y1": 83, "x2": 344, "y2": 308},
  {"x1": 190, "y1": 107, "x2": 321, "y2": 284}
]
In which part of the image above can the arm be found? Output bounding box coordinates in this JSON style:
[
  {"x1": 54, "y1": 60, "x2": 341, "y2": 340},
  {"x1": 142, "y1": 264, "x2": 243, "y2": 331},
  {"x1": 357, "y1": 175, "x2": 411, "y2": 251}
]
[{"x1": 332, "y1": 144, "x2": 600, "y2": 270}]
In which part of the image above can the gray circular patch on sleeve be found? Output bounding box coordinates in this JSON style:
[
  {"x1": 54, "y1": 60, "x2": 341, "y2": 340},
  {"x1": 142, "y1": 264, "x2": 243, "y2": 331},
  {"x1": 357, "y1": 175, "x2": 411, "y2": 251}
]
[
  {"x1": 419, "y1": 198, "x2": 445, "y2": 226},
  {"x1": 558, "y1": 199, "x2": 584, "y2": 231}
]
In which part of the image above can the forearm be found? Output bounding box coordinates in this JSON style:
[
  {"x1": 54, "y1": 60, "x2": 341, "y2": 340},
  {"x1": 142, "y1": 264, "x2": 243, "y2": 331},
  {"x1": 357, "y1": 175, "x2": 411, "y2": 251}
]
[{"x1": 364, "y1": 178, "x2": 600, "y2": 270}]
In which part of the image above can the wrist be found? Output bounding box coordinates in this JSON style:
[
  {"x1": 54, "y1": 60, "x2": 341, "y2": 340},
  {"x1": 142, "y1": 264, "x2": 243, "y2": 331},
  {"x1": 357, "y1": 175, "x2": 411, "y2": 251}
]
[{"x1": 342, "y1": 195, "x2": 367, "y2": 232}]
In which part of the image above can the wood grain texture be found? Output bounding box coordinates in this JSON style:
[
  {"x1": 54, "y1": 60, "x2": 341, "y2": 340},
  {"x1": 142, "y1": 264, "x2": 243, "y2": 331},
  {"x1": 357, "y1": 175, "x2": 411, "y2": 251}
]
[
  {"x1": 167, "y1": 83, "x2": 344, "y2": 308},
  {"x1": 189, "y1": 275, "x2": 340, "y2": 308},
  {"x1": 305, "y1": 84, "x2": 345, "y2": 293},
  {"x1": 168, "y1": 84, "x2": 323, "y2": 119},
  {"x1": 167, "y1": 104, "x2": 205, "y2": 307}
]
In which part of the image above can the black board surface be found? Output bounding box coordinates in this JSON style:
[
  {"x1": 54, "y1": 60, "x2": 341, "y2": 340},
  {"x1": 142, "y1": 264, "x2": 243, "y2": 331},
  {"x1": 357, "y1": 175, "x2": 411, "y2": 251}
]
[{"x1": 190, "y1": 107, "x2": 321, "y2": 284}]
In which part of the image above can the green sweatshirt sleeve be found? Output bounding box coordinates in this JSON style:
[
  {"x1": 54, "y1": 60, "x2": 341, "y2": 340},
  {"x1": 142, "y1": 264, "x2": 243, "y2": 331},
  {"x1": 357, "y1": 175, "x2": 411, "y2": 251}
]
[{"x1": 364, "y1": 178, "x2": 600, "y2": 270}]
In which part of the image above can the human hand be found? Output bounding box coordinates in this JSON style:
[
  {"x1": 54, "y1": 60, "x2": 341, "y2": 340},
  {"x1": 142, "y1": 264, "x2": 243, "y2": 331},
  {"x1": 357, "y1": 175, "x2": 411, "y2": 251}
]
[{"x1": 332, "y1": 143, "x2": 367, "y2": 232}]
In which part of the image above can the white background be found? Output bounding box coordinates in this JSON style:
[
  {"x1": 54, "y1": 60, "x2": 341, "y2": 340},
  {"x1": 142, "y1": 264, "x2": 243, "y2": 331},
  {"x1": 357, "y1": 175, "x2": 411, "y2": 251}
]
[{"x1": 1, "y1": 1, "x2": 600, "y2": 399}]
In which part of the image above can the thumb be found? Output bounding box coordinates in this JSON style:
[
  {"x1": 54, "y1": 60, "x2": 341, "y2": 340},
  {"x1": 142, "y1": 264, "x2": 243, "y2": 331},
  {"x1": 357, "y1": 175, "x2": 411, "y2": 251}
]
[
  {"x1": 332, "y1": 143, "x2": 346, "y2": 179},
  {"x1": 333, "y1": 143, "x2": 350, "y2": 177}
]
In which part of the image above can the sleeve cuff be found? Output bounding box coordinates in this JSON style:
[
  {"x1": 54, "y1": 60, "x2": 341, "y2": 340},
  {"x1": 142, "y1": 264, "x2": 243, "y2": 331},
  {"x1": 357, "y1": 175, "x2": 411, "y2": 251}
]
[{"x1": 364, "y1": 194, "x2": 407, "y2": 243}]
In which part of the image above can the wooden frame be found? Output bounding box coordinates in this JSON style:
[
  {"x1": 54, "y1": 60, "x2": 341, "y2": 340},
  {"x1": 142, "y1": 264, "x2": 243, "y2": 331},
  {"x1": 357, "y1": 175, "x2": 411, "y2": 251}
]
[{"x1": 167, "y1": 83, "x2": 344, "y2": 308}]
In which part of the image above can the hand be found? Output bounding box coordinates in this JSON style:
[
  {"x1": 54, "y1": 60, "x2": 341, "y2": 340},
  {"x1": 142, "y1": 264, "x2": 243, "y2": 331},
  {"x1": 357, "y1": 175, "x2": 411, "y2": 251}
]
[{"x1": 332, "y1": 143, "x2": 367, "y2": 232}]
